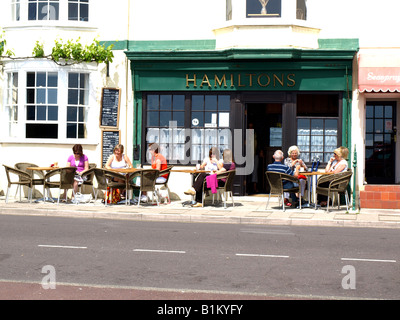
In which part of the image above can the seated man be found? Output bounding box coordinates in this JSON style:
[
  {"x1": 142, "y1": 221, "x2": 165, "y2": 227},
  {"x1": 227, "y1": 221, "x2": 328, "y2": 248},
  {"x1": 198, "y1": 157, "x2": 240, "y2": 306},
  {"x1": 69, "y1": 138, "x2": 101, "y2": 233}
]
[{"x1": 267, "y1": 150, "x2": 300, "y2": 206}]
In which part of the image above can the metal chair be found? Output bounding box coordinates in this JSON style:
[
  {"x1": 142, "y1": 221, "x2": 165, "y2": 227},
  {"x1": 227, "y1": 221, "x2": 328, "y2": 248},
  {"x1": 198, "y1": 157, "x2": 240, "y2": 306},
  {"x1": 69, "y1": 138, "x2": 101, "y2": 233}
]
[
  {"x1": 129, "y1": 169, "x2": 160, "y2": 206},
  {"x1": 3, "y1": 165, "x2": 38, "y2": 203},
  {"x1": 43, "y1": 167, "x2": 77, "y2": 205},
  {"x1": 202, "y1": 170, "x2": 236, "y2": 209},
  {"x1": 92, "y1": 168, "x2": 126, "y2": 206},
  {"x1": 316, "y1": 170, "x2": 353, "y2": 212},
  {"x1": 265, "y1": 171, "x2": 302, "y2": 211},
  {"x1": 14, "y1": 162, "x2": 45, "y2": 199}
]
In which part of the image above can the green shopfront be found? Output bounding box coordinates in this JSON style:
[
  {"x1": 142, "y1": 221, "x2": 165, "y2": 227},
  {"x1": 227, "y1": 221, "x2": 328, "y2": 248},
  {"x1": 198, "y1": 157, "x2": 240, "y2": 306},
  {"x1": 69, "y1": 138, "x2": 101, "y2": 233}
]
[{"x1": 126, "y1": 40, "x2": 358, "y2": 196}]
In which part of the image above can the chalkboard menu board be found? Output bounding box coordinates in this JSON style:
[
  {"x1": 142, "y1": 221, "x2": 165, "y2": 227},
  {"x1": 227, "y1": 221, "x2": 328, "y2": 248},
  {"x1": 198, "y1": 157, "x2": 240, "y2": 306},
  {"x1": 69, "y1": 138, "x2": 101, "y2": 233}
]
[
  {"x1": 101, "y1": 130, "x2": 120, "y2": 167},
  {"x1": 100, "y1": 88, "x2": 120, "y2": 128}
]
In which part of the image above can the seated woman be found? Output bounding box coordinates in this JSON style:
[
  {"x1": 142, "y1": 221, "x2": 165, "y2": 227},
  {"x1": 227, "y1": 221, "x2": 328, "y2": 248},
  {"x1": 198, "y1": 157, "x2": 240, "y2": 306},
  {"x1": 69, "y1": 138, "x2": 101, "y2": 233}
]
[
  {"x1": 284, "y1": 145, "x2": 308, "y2": 205},
  {"x1": 189, "y1": 148, "x2": 235, "y2": 208},
  {"x1": 184, "y1": 147, "x2": 223, "y2": 206},
  {"x1": 318, "y1": 146, "x2": 349, "y2": 207},
  {"x1": 66, "y1": 144, "x2": 89, "y2": 198}
]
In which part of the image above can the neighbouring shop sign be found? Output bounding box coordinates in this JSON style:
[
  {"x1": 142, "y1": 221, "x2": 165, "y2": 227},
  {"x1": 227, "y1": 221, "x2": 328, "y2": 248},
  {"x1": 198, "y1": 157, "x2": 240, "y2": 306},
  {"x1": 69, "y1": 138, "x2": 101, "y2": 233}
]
[{"x1": 359, "y1": 67, "x2": 400, "y2": 92}]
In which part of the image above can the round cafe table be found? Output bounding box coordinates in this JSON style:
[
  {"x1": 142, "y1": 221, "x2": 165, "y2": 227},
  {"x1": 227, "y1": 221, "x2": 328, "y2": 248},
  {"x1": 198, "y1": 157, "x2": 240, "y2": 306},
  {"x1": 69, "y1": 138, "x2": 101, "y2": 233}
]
[{"x1": 301, "y1": 171, "x2": 333, "y2": 209}]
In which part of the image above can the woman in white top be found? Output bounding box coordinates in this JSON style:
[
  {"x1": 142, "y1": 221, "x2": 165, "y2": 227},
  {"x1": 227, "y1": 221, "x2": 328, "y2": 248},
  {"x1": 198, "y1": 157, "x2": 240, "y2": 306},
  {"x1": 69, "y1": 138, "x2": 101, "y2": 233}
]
[
  {"x1": 105, "y1": 144, "x2": 133, "y2": 183},
  {"x1": 318, "y1": 146, "x2": 349, "y2": 206}
]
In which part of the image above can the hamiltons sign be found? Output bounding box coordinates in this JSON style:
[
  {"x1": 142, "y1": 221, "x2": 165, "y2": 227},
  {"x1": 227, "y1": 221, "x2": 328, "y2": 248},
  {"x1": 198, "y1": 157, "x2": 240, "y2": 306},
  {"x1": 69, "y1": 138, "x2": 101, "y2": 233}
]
[{"x1": 185, "y1": 72, "x2": 296, "y2": 89}]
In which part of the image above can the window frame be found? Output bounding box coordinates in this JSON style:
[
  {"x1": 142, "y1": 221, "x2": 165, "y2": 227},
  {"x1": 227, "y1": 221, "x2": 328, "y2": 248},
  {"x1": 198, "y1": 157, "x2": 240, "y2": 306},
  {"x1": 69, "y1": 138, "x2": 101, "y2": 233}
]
[
  {"x1": 143, "y1": 93, "x2": 233, "y2": 165},
  {"x1": 1, "y1": 61, "x2": 96, "y2": 143}
]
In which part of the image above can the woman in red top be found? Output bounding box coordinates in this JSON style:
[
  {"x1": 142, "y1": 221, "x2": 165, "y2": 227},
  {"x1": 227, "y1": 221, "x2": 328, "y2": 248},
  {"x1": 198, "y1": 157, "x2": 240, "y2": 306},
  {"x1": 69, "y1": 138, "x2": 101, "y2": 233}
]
[{"x1": 149, "y1": 143, "x2": 168, "y2": 182}]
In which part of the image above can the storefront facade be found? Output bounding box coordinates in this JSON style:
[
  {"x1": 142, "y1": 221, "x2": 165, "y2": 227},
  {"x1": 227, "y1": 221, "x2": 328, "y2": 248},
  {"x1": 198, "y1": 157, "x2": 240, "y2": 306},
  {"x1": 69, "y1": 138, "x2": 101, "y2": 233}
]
[
  {"x1": 356, "y1": 49, "x2": 400, "y2": 209},
  {"x1": 126, "y1": 41, "x2": 358, "y2": 196}
]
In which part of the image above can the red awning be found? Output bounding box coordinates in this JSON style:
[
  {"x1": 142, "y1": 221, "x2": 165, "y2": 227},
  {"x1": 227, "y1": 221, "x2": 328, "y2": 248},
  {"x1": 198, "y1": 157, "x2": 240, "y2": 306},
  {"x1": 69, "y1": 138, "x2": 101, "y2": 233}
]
[{"x1": 358, "y1": 54, "x2": 400, "y2": 93}]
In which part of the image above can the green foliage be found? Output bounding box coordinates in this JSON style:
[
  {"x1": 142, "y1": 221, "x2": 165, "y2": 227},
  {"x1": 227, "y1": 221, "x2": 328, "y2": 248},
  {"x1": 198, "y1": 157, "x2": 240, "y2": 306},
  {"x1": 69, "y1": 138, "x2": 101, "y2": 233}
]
[
  {"x1": 51, "y1": 38, "x2": 114, "y2": 65},
  {"x1": 1, "y1": 33, "x2": 114, "y2": 66}
]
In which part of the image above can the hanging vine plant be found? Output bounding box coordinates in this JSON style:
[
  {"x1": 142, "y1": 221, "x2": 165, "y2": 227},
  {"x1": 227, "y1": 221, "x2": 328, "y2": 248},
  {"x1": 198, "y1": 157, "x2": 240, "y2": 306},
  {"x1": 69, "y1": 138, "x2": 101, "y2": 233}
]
[{"x1": 1, "y1": 33, "x2": 114, "y2": 66}]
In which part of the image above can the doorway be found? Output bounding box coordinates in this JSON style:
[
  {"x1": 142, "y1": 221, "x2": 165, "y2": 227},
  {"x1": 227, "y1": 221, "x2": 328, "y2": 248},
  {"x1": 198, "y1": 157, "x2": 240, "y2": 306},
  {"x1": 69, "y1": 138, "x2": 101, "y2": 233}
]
[
  {"x1": 246, "y1": 103, "x2": 282, "y2": 194},
  {"x1": 365, "y1": 101, "x2": 397, "y2": 184}
]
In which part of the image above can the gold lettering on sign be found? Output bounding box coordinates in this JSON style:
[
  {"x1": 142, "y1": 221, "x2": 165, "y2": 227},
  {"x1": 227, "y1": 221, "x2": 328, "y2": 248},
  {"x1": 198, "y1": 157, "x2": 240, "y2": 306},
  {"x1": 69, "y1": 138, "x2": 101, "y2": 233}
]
[
  {"x1": 257, "y1": 74, "x2": 271, "y2": 87},
  {"x1": 185, "y1": 73, "x2": 296, "y2": 89},
  {"x1": 186, "y1": 74, "x2": 197, "y2": 88},
  {"x1": 214, "y1": 74, "x2": 227, "y2": 88},
  {"x1": 246, "y1": 74, "x2": 256, "y2": 87},
  {"x1": 200, "y1": 74, "x2": 211, "y2": 88},
  {"x1": 273, "y1": 74, "x2": 284, "y2": 87},
  {"x1": 287, "y1": 73, "x2": 296, "y2": 87}
]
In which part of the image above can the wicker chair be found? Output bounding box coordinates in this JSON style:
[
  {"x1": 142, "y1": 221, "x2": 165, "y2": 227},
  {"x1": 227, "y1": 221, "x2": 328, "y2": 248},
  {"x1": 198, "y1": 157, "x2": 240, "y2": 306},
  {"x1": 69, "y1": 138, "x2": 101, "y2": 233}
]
[
  {"x1": 14, "y1": 162, "x2": 45, "y2": 199},
  {"x1": 92, "y1": 168, "x2": 126, "y2": 206},
  {"x1": 80, "y1": 163, "x2": 97, "y2": 195},
  {"x1": 129, "y1": 169, "x2": 160, "y2": 206},
  {"x1": 43, "y1": 167, "x2": 77, "y2": 204},
  {"x1": 202, "y1": 170, "x2": 236, "y2": 209},
  {"x1": 155, "y1": 165, "x2": 173, "y2": 200},
  {"x1": 316, "y1": 170, "x2": 353, "y2": 212},
  {"x1": 265, "y1": 171, "x2": 302, "y2": 211},
  {"x1": 3, "y1": 165, "x2": 38, "y2": 203}
]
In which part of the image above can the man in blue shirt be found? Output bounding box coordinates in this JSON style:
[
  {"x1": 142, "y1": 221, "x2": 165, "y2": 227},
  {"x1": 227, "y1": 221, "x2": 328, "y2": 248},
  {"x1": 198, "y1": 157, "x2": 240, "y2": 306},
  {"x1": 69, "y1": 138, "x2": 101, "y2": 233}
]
[{"x1": 267, "y1": 150, "x2": 300, "y2": 205}]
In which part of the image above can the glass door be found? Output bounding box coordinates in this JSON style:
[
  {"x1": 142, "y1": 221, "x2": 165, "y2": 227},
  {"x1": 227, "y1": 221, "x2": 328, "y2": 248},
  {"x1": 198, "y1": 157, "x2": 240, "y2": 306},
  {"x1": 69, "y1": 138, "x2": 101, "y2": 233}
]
[{"x1": 365, "y1": 102, "x2": 397, "y2": 184}]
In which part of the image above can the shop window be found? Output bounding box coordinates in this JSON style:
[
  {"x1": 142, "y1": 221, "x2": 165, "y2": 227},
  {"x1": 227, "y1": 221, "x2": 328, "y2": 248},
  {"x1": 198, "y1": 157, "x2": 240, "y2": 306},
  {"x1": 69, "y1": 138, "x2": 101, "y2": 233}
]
[
  {"x1": 68, "y1": 0, "x2": 89, "y2": 21},
  {"x1": 145, "y1": 94, "x2": 186, "y2": 162},
  {"x1": 246, "y1": 0, "x2": 281, "y2": 18},
  {"x1": 144, "y1": 94, "x2": 232, "y2": 164},
  {"x1": 28, "y1": 0, "x2": 60, "y2": 21},
  {"x1": 5, "y1": 72, "x2": 19, "y2": 137},
  {"x1": 26, "y1": 71, "x2": 59, "y2": 138},
  {"x1": 296, "y1": 94, "x2": 339, "y2": 163},
  {"x1": 67, "y1": 73, "x2": 89, "y2": 138}
]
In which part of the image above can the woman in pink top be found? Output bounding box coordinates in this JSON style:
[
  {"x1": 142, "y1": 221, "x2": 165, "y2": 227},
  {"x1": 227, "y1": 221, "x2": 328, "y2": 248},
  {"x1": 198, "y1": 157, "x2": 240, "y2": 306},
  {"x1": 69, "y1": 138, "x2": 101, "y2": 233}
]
[{"x1": 67, "y1": 144, "x2": 89, "y2": 194}]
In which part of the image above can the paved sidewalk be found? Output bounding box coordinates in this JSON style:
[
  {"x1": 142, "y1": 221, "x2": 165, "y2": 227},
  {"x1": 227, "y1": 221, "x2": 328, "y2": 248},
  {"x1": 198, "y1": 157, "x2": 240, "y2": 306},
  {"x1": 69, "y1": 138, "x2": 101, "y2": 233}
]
[{"x1": 1, "y1": 195, "x2": 400, "y2": 229}]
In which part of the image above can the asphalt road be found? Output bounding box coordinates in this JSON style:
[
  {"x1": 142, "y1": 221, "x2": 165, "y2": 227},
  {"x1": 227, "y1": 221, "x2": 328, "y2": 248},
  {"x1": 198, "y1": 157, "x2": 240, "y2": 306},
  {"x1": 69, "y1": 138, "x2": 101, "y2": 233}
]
[{"x1": 1, "y1": 214, "x2": 399, "y2": 300}]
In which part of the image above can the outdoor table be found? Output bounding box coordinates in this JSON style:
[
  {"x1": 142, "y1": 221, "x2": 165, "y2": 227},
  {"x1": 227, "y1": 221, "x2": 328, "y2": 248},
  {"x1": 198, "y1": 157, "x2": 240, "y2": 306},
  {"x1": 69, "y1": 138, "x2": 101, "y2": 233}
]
[
  {"x1": 108, "y1": 167, "x2": 143, "y2": 205},
  {"x1": 171, "y1": 169, "x2": 211, "y2": 206},
  {"x1": 26, "y1": 166, "x2": 59, "y2": 203},
  {"x1": 302, "y1": 171, "x2": 333, "y2": 209}
]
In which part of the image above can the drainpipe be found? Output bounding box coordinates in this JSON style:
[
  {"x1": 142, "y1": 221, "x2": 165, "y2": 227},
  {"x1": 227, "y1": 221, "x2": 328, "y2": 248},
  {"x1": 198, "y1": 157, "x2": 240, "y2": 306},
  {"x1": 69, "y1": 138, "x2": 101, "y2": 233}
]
[{"x1": 352, "y1": 144, "x2": 358, "y2": 212}]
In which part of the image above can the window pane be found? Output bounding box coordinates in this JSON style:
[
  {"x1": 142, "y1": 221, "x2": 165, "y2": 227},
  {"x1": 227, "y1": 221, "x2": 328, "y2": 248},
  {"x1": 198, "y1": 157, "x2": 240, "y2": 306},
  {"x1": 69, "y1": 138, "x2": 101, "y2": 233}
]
[
  {"x1": 67, "y1": 123, "x2": 76, "y2": 138},
  {"x1": 48, "y1": 106, "x2": 58, "y2": 120},
  {"x1": 27, "y1": 89, "x2": 35, "y2": 104},
  {"x1": 26, "y1": 124, "x2": 58, "y2": 139},
  {"x1": 173, "y1": 95, "x2": 185, "y2": 110},
  {"x1": 37, "y1": 106, "x2": 46, "y2": 120},
  {"x1": 27, "y1": 73, "x2": 35, "y2": 87},
  {"x1": 28, "y1": 3, "x2": 37, "y2": 20},
  {"x1": 192, "y1": 111, "x2": 204, "y2": 127},
  {"x1": 68, "y1": 73, "x2": 79, "y2": 88},
  {"x1": 48, "y1": 88, "x2": 57, "y2": 104},
  {"x1": 160, "y1": 111, "x2": 171, "y2": 127},
  {"x1": 173, "y1": 111, "x2": 184, "y2": 127},
  {"x1": 68, "y1": 3, "x2": 78, "y2": 20},
  {"x1": 192, "y1": 95, "x2": 204, "y2": 110},
  {"x1": 68, "y1": 89, "x2": 79, "y2": 105},
  {"x1": 205, "y1": 95, "x2": 217, "y2": 111},
  {"x1": 78, "y1": 123, "x2": 85, "y2": 138},
  {"x1": 218, "y1": 95, "x2": 230, "y2": 111},
  {"x1": 27, "y1": 106, "x2": 36, "y2": 120},
  {"x1": 67, "y1": 107, "x2": 77, "y2": 121},
  {"x1": 147, "y1": 111, "x2": 159, "y2": 126},
  {"x1": 147, "y1": 95, "x2": 159, "y2": 110},
  {"x1": 37, "y1": 88, "x2": 46, "y2": 104},
  {"x1": 160, "y1": 95, "x2": 172, "y2": 110},
  {"x1": 48, "y1": 73, "x2": 58, "y2": 87},
  {"x1": 37, "y1": 73, "x2": 46, "y2": 87},
  {"x1": 80, "y1": 3, "x2": 89, "y2": 21},
  {"x1": 375, "y1": 106, "x2": 383, "y2": 118}
]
